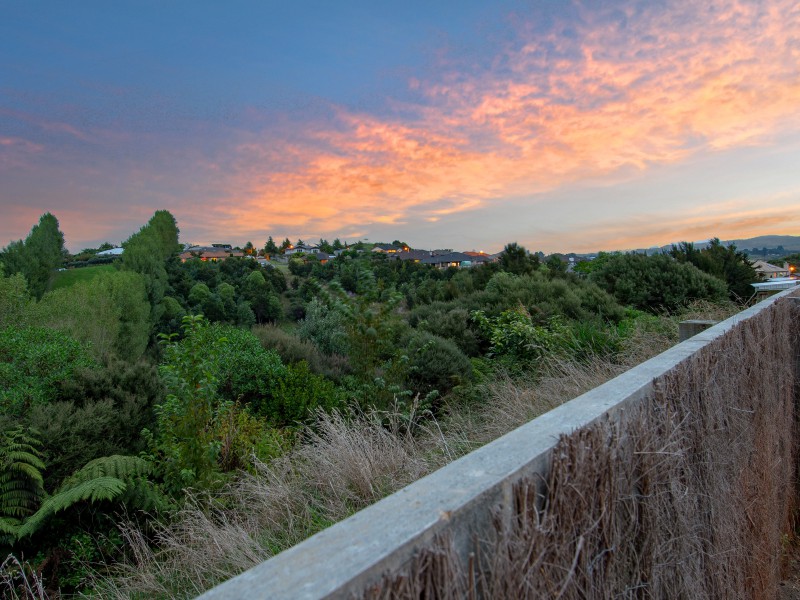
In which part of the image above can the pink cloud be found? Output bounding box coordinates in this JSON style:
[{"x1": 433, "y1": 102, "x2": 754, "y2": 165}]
[{"x1": 204, "y1": 0, "x2": 800, "y2": 245}]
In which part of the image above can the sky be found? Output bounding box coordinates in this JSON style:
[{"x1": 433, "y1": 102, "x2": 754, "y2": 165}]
[{"x1": 1, "y1": 0, "x2": 799, "y2": 254}]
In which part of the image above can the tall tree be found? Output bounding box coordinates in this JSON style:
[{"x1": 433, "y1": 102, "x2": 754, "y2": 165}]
[
  {"x1": 264, "y1": 236, "x2": 279, "y2": 255},
  {"x1": 121, "y1": 210, "x2": 180, "y2": 322},
  {"x1": 499, "y1": 242, "x2": 539, "y2": 276},
  {"x1": 0, "y1": 213, "x2": 65, "y2": 299},
  {"x1": 670, "y1": 238, "x2": 758, "y2": 301}
]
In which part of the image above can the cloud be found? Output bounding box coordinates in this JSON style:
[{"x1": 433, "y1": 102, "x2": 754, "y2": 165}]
[
  {"x1": 545, "y1": 190, "x2": 800, "y2": 253},
  {"x1": 216, "y1": 0, "x2": 800, "y2": 243}
]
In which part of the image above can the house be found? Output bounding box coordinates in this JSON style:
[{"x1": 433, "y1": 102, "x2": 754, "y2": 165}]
[
  {"x1": 371, "y1": 243, "x2": 401, "y2": 253},
  {"x1": 752, "y1": 260, "x2": 790, "y2": 279},
  {"x1": 420, "y1": 252, "x2": 477, "y2": 269},
  {"x1": 179, "y1": 246, "x2": 244, "y2": 263},
  {"x1": 310, "y1": 252, "x2": 333, "y2": 264},
  {"x1": 285, "y1": 244, "x2": 320, "y2": 256},
  {"x1": 393, "y1": 249, "x2": 431, "y2": 263}
]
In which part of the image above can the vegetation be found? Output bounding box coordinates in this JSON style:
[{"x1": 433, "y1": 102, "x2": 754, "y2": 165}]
[{"x1": 0, "y1": 215, "x2": 750, "y2": 597}]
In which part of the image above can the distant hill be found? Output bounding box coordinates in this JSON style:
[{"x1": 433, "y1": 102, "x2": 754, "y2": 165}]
[
  {"x1": 639, "y1": 235, "x2": 800, "y2": 256},
  {"x1": 722, "y1": 235, "x2": 800, "y2": 252}
]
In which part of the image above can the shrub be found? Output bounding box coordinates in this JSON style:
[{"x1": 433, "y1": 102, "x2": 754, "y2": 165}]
[
  {"x1": 404, "y1": 331, "x2": 472, "y2": 396},
  {"x1": 0, "y1": 326, "x2": 95, "y2": 415},
  {"x1": 252, "y1": 324, "x2": 351, "y2": 380},
  {"x1": 589, "y1": 253, "x2": 727, "y2": 312}
]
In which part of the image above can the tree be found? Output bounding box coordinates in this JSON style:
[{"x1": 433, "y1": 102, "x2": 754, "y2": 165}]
[
  {"x1": 264, "y1": 236, "x2": 279, "y2": 256},
  {"x1": 500, "y1": 242, "x2": 539, "y2": 275},
  {"x1": 121, "y1": 210, "x2": 180, "y2": 327},
  {"x1": 0, "y1": 272, "x2": 31, "y2": 329},
  {"x1": 670, "y1": 238, "x2": 759, "y2": 301},
  {"x1": 0, "y1": 326, "x2": 95, "y2": 415},
  {"x1": 280, "y1": 238, "x2": 292, "y2": 252},
  {"x1": 589, "y1": 253, "x2": 727, "y2": 312},
  {"x1": 29, "y1": 270, "x2": 150, "y2": 362},
  {"x1": 0, "y1": 213, "x2": 65, "y2": 299},
  {"x1": 243, "y1": 241, "x2": 255, "y2": 255}
]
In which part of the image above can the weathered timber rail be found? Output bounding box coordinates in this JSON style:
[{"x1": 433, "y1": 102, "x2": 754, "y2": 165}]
[{"x1": 199, "y1": 288, "x2": 800, "y2": 599}]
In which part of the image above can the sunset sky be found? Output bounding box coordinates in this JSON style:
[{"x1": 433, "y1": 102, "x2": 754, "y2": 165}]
[{"x1": 1, "y1": 0, "x2": 799, "y2": 254}]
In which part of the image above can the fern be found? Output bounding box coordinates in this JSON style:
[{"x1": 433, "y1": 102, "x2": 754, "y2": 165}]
[
  {"x1": 18, "y1": 476, "x2": 127, "y2": 538},
  {"x1": 15, "y1": 454, "x2": 167, "y2": 539},
  {"x1": 0, "y1": 427, "x2": 45, "y2": 525},
  {"x1": 57, "y1": 455, "x2": 151, "y2": 491}
]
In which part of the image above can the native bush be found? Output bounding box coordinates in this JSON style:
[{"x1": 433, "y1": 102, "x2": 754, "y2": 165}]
[
  {"x1": 589, "y1": 253, "x2": 727, "y2": 312},
  {"x1": 0, "y1": 326, "x2": 95, "y2": 415},
  {"x1": 298, "y1": 297, "x2": 350, "y2": 356},
  {"x1": 252, "y1": 324, "x2": 352, "y2": 380},
  {"x1": 404, "y1": 331, "x2": 473, "y2": 397},
  {"x1": 410, "y1": 305, "x2": 482, "y2": 357}
]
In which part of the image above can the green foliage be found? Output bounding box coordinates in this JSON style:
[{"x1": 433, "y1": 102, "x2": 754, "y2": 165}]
[
  {"x1": 411, "y1": 306, "x2": 481, "y2": 356},
  {"x1": 499, "y1": 242, "x2": 540, "y2": 275},
  {"x1": 0, "y1": 327, "x2": 95, "y2": 415},
  {"x1": 27, "y1": 358, "x2": 162, "y2": 488},
  {"x1": 0, "y1": 274, "x2": 30, "y2": 329},
  {"x1": 252, "y1": 324, "x2": 352, "y2": 380},
  {"x1": 404, "y1": 331, "x2": 472, "y2": 396},
  {"x1": 298, "y1": 298, "x2": 350, "y2": 356},
  {"x1": 0, "y1": 213, "x2": 65, "y2": 299},
  {"x1": 670, "y1": 239, "x2": 759, "y2": 301},
  {"x1": 472, "y1": 305, "x2": 571, "y2": 364},
  {"x1": 257, "y1": 361, "x2": 345, "y2": 426},
  {"x1": 17, "y1": 477, "x2": 127, "y2": 539},
  {"x1": 154, "y1": 316, "x2": 303, "y2": 491},
  {"x1": 0, "y1": 427, "x2": 45, "y2": 541},
  {"x1": 589, "y1": 253, "x2": 727, "y2": 312},
  {"x1": 29, "y1": 270, "x2": 150, "y2": 362},
  {"x1": 154, "y1": 315, "x2": 228, "y2": 492},
  {"x1": 121, "y1": 210, "x2": 180, "y2": 320}
]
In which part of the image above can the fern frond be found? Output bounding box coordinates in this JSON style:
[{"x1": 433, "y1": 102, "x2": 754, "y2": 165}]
[
  {"x1": 0, "y1": 427, "x2": 44, "y2": 521},
  {"x1": 58, "y1": 455, "x2": 151, "y2": 491},
  {"x1": 18, "y1": 476, "x2": 127, "y2": 538},
  {"x1": 3, "y1": 451, "x2": 46, "y2": 472}
]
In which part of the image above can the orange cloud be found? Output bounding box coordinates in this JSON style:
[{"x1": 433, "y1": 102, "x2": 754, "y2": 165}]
[
  {"x1": 218, "y1": 0, "x2": 800, "y2": 245},
  {"x1": 545, "y1": 193, "x2": 800, "y2": 253}
]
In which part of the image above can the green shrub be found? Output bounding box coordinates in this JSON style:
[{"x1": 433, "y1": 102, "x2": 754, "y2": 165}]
[
  {"x1": 589, "y1": 253, "x2": 727, "y2": 312},
  {"x1": 0, "y1": 326, "x2": 95, "y2": 415},
  {"x1": 404, "y1": 331, "x2": 472, "y2": 396}
]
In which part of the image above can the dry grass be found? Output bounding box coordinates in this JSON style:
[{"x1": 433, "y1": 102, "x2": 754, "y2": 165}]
[
  {"x1": 92, "y1": 407, "x2": 450, "y2": 599},
  {"x1": 0, "y1": 554, "x2": 49, "y2": 600}
]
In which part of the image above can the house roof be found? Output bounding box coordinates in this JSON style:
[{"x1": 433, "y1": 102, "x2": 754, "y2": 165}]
[
  {"x1": 420, "y1": 252, "x2": 475, "y2": 265},
  {"x1": 372, "y1": 243, "x2": 400, "y2": 251},
  {"x1": 752, "y1": 260, "x2": 787, "y2": 273},
  {"x1": 393, "y1": 249, "x2": 431, "y2": 261}
]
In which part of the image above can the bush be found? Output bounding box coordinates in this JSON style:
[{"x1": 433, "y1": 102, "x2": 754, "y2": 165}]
[
  {"x1": 589, "y1": 253, "x2": 727, "y2": 312},
  {"x1": 252, "y1": 324, "x2": 351, "y2": 380},
  {"x1": 404, "y1": 331, "x2": 472, "y2": 396},
  {"x1": 0, "y1": 326, "x2": 95, "y2": 415},
  {"x1": 297, "y1": 298, "x2": 349, "y2": 356}
]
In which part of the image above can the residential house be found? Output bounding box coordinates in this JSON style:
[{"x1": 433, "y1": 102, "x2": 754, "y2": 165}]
[
  {"x1": 179, "y1": 245, "x2": 244, "y2": 263},
  {"x1": 420, "y1": 252, "x2": 478, "y2": 269},
  {"x1": 285, "y1": 244, "x2": 320, "y2": 256},
  {"x1": 393, "y1": 249, "x2": 431, "y2": 263},
  {"x1": 752, "y1": 260, "x2": 790, "y2": 279},
  {"x1": 371, "y1": 243, "x2": 401, "y2": 253}
]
